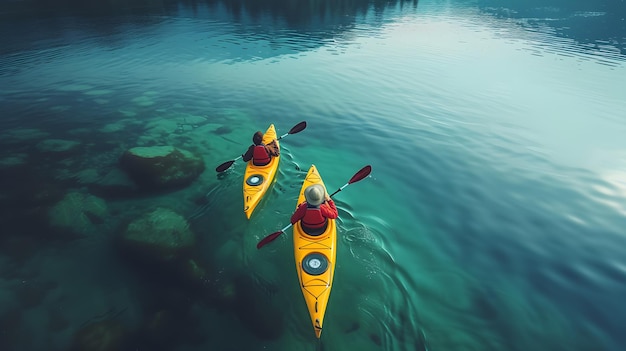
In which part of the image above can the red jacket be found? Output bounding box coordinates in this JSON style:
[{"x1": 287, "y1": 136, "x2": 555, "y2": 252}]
[
  {"x1": 291, "y1": 199, "x2": 338, "y2": 227},
  {"x1": 242, "y1": 140, "x2": 279, "y2": 165}
]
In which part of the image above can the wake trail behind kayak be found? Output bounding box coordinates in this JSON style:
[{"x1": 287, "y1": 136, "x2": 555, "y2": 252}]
[{"x1": 316, "y1": 338, "x2": 324, "y2": 351}]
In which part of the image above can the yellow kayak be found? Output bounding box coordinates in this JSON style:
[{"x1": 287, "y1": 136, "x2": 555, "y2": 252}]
[
  {"x1": 242, "y1": 124, "x2": 280, "y2": 219},
  {"x1": 293, "y1": 164, "x2": 337, "y2": 339}
]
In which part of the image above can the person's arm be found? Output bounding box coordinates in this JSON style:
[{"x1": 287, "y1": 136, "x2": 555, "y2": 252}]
[
  {"x1": 242, "y1": 145, "x2": 254, "y2": 162},
  {"x1": 291, "y1": 202, "x2": 307, "y2": 224},
  {"x1": 320, "y1": 199, "x2": 338, "y2": 219}
]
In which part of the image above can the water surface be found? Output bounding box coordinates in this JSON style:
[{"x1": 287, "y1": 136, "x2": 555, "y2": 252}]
[{"x1": 1, "y1": 0, "x2": 625, "y2": 350}]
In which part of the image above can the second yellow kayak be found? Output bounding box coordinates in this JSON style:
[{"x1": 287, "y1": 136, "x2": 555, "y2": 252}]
[{"x1": 242, "y1": 124, "x2": 280, "y2": 219}]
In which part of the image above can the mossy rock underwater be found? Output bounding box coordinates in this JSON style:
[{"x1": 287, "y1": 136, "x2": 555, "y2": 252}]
[
  {"x1": 118, "y1": 146, "x2": 205, "y2": 190},
  {"x1": 48, "y1": 192, "x2": 108, "y2": 237},
  {"x1": 69, "y1": 320, "x2": 128, "y2": 351},
  {"x1": 117, "y1": 207, "x2": 196, "y2": 265}
]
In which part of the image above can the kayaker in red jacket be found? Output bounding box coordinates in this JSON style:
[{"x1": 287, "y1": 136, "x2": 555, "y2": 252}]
[
  {"x1": 242, "y1": 131, "x2": 279, "y2": 166},
  {"x1": 291, "y1": 184, "x2": 338, "y2": 235}
]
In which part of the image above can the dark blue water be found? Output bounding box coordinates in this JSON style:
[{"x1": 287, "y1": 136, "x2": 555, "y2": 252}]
[{"x1": 1, "y1": 0, "x2": 625, "y2": 350}]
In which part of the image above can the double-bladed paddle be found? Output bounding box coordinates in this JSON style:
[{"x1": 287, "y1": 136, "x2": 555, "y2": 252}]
[
  {"x1": 256, "y1": 165, "x2": 372, "y2": 249},
  {"x1": 215, "y1": 121, "x2": 307, "y2": 173}
]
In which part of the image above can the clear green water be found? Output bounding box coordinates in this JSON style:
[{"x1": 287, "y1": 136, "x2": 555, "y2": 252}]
[{"x1": 1, "y1": 1, "x2": 625, "y2": 350}]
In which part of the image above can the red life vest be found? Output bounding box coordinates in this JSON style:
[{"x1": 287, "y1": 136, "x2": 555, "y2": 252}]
[
  {"x1": 252, "y1": 145, "x2": 270, "y2": 166},
  {"x1": 302, "y1": 207, "x2": 327, "y2": 229}
]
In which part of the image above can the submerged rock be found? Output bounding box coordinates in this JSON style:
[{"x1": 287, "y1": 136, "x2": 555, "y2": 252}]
[
  {"x1": 118, "y1": 146, "x2": 205, "y2": 190},
  {"x1": 0, "y1": 153, "x2": 28, "y2": 169},
  {"x1": 33, "y1": 138, "x2": 82, "y2": 166},
  {"x1": 181, "y1": 258, "x2": 208, "y2": 285},
  {"x1": 48, "y1": 192, "x2": 108, "y2": 236},
  {"x1": 35, "y1": 138, "x2": 81, "y2": 158},
  {"x1": 118, "y1": 207, "x2": 196, "y2": 264},
  {"x1": 88, "y1": 168, "x2": 139, "y2": 199},
  {"x1": 0, "y1": 128, "x2": 50, "y2": 144},
  {"x1": 69, "y1": 320, "x2": 128, "y2": 351},
  {"x1": 74, "y1": 168, "x2": 101, "y2": 185}
]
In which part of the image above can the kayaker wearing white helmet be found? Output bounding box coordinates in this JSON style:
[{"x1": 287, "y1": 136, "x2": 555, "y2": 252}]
[{"x1": 291, "y1": 184, "x2": 338, "y2": 235}]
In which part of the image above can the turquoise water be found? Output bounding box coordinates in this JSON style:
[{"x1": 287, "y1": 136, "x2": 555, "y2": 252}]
[{"x1": 1, "y1": 0, "x2": 625, "y2": 350}]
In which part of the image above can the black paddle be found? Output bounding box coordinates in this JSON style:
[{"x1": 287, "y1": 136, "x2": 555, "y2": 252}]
[
  {"x1": 256, "y1": 165, "x2": 372, "y2": 249},
  {"x1": 215, "y1": 121, "x2": 307, "y2": 173}
]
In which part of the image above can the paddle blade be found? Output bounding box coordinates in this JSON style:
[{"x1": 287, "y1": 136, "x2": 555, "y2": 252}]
[
  {"x1": 349, "y1": 165, "x2": 372, "y2": 184},
  {"x1": 257, "y1": 231, "x2": 284, "y2": 249},
  {"x1": 288, "y1": 121, "x2": 307, "y2": 135},
  {"x1": 215, "y1": 160, "x2": 235, "y2": 172}
]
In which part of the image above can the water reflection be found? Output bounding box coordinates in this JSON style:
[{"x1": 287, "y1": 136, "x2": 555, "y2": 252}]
[
  {"x1": 3, "y1": 0, "x2": 419, "y2": 24},
  {"x1": 478, "y1": 0, "x2": 626, "y2": 57},
  {"x1": 1, "y1": 0, "x2": 419, "y2": 61}
]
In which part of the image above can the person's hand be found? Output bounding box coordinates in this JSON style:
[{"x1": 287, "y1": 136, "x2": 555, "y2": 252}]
[{"x1": 325, "y1": 194, "x2": 331, "y2": 202}]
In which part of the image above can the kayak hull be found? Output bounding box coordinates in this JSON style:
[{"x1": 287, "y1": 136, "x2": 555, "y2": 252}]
[
  {"x1": 293, "y1": 164, "x2": 337, "y2": 339},
  {"x1": 243, "y1": 124, "x2": 280, "y2": 219}
]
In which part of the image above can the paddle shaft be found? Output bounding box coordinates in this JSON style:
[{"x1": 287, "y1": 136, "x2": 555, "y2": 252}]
[
  {"x1": 328, "y1": 183, "x2": 348, "y2": 197},
  {"x1": 279, "y1": 223, "x2": 293, "y2": 233}
]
